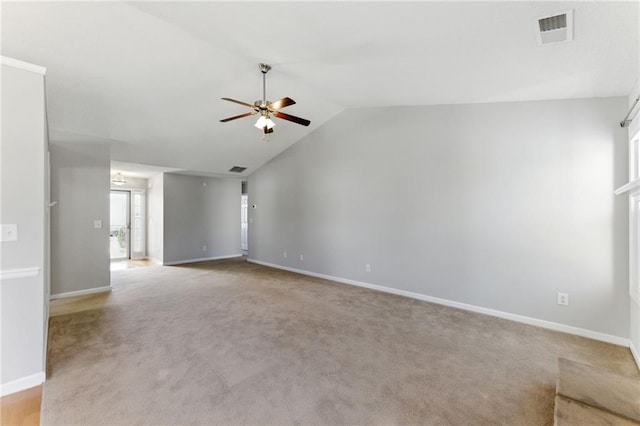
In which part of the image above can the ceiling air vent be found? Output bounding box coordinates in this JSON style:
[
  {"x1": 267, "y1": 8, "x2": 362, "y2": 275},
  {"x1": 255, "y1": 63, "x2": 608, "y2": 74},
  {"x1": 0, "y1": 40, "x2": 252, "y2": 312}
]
[
  {"x1": 229, "y1": 166, "x2": 247, "y2": 173},
  {"x1": 535, "y1": 10, "x2": 573, "y2": 46}
]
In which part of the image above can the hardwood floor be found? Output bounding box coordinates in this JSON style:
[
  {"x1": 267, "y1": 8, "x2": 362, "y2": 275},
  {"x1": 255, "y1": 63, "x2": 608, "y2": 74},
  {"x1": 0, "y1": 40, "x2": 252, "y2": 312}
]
[{"x1": 0, "y1": 385, "x2": 41, "y2": 426}]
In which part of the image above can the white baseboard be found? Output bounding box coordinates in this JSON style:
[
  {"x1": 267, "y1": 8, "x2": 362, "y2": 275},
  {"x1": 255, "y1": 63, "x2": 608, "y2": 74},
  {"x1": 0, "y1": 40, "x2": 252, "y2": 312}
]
[
  {"x1": 0, "y1": 372, "x2": 45, "y2": 397},
  {"x1": 247, "y1": 259, "x2": 630, "y2": 348},
  {"x1": 50, "y1": 285, "x2": 111, "y2": 300},
  {"x1": 163, "y1": 254, "x2": 243, "y2": 266},
  {"x1": 147, "y1": 257, "x2": 163, "y2": 265}
]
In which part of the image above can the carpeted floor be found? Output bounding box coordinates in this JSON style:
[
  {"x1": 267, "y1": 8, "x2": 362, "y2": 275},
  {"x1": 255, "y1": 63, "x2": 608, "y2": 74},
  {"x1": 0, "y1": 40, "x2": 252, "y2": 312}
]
[{"x1": 43, "y1": 257, "x2": 638, "y2": 425}]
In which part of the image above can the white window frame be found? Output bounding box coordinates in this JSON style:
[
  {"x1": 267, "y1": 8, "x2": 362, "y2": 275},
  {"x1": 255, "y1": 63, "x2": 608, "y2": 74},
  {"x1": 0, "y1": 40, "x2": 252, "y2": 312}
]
[
  {"x1": 614, "y1": 131, "x2": 640, "y2": 195},
  {"x1": 631, "y1": 133, "x2": 640, "y2": 181},
  {"x1": 628, "y1": 129, "x2": 640, "y2": 305},
  {"x1": 630, "y1": 190, "x2": 640, "y2": 305}
]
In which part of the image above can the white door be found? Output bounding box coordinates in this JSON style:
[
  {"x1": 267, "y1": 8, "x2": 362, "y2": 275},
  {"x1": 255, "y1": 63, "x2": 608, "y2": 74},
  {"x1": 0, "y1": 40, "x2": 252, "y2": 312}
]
[
  {"x1": 131, "y1": 190, "x2": 146, "y2": 259},
  {"x1": 241, "y1": 194, "x2": 248, "y2": 251},
  {"x1": 44, "y1": 148, "x2": 51, "y2": 371},
  {"x1": 110, "y1": 191, "x2": 130, "y2": 260}
]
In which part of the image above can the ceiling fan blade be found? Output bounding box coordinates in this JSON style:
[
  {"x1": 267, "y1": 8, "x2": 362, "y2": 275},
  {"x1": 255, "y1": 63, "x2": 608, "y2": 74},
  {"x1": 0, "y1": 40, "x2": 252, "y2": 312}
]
[
  {"x1": 220, "y1": 112, "x2": 256, "y2": 122},
  {"x1": 268, "y1": 97, "x2": 296, "y2": 111},
  {"x1": 273, "y1": 111, "x2": 311, "y2": 126},
  {"x1": 221, "y1": 97, "x2": 257, "y2": 109}
]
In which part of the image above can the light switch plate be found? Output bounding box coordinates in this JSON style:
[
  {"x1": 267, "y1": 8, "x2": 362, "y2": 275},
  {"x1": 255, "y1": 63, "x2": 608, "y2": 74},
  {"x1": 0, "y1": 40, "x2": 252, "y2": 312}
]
[
  {"x1": 94, "y1": 220, "x2": 102, "y2": 229},
  {"x1": 1, "y1": 224, "x2": 18, "y2": 242},
  {"x1": 557, "y1": 292, "x2": 569, "y2": 306}
]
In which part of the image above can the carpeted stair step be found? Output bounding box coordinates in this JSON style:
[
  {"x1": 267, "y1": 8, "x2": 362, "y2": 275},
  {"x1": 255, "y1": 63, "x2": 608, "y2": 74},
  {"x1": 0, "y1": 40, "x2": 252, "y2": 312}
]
[{"x1": 554, "y1": 358, "x2": 640, "y2": 425}]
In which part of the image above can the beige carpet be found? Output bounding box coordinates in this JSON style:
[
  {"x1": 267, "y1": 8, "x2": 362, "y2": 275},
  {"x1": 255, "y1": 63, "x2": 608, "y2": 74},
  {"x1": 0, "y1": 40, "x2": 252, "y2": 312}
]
[{"x1": 43, "y1": 257, "x2": 638, "y2": 425}]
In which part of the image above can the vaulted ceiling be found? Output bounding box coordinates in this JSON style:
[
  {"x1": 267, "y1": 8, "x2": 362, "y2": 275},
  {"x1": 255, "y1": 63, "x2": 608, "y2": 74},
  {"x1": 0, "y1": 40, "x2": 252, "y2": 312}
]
[{"x1": 2, "y1": 1, "x2": 638, "y2": 177}]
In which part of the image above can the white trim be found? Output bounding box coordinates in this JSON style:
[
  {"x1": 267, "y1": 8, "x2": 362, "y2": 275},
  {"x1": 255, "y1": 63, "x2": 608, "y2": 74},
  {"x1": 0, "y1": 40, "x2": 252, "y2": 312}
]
[
  {"x1": 163, "y1": 254, "x2": 243, "y2": 266},
  {"x1": 147, "y1": 257, "x2": 163, "y2": 265},
  {"x1": 631, "y1": 342, "x2": 640, "y2": 371},
  {"x1": 247, "y1": 259, "x2": 630, "y2": 347},
  {"x1": 50, "y1": 286, "x2": 111, "y2": 300},
  {"x1": 0, "y1": 56, "x2": 46, "y2": 75},
  {"x1": 629, "y1": 192, "x2": 639, "y2": 308},
  {"x1": 614, "y1": 179, "x2": 640, "y2": 195},
  {"x1": 0, "y1": 372, "x2": 45, "y2": 397},
  {"x1": 0, "y1": 267, "x2": 40, "y2": 281}
]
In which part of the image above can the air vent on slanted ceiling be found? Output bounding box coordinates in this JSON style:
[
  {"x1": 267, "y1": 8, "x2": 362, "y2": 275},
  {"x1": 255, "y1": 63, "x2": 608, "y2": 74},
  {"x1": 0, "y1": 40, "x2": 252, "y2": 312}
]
[
  {"x1": 535, "y1": 10, "x2": 573, "y2": 46},
  {"x1": 539, "y1": 14, "x2": 566, "y2": 32},
  {"x1": 229, "y1": 166, "x2": 247, "y2": 173}
]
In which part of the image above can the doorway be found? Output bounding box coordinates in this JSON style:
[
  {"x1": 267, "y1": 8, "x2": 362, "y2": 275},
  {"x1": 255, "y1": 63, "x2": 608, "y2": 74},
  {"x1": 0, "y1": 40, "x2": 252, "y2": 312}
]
[{"x1": 110, "y1": 190, "x2": 130, "y2": 260}]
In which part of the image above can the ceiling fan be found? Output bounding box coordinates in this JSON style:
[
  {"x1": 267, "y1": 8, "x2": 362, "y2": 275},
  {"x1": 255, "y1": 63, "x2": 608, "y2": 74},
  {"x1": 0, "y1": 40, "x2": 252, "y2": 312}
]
[{"x1": 220, "y1": 63, "x2": 311, "y2": 135}]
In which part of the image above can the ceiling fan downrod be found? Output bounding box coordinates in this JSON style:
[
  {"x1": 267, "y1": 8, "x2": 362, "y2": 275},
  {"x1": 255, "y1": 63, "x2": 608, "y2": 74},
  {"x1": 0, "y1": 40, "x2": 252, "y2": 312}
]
[{"x1": 259, "y1": 63, "x2": 271, "y2": 106}]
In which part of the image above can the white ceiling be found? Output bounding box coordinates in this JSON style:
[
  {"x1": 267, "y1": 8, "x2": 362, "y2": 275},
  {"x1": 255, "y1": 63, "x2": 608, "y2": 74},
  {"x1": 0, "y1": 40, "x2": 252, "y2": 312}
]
[{"x1": 2, "y1": 1, "x2": 638, "y2": 178}]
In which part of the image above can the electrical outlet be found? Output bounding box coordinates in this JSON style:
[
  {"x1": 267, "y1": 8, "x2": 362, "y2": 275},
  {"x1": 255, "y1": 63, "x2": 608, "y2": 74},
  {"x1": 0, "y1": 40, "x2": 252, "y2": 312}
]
[
  {"x1": 94, "y1": 220, "x2": 102, "y2": 229},
  {"x1": 557, "y1": 292, "x2": 569, "y2": 306},
  {"x1": 300, "y1": 254, "x2": 304, "y2": 261},
  {"x1": 283, "y1": 251, "x2": 287, "y2": 258},
  {"x1": 365, "y1": 264, "x2": 371, "y2": 272},
  {"x1": 0, "y1": 224, "x2": 18, "y2": 242},
  {"x1": 202, "y1": 245, "x2": 207, "y2": 251}
]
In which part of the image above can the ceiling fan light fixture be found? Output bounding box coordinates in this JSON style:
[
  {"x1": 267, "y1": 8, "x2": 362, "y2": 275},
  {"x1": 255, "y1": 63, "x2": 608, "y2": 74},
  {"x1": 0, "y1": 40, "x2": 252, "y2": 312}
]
[
  {"x1": 255, "y1": 115, "x2": 275, "y2": 130},
  {"x1": 265, "y1": 118, "x2": 275, "y2": 129}
]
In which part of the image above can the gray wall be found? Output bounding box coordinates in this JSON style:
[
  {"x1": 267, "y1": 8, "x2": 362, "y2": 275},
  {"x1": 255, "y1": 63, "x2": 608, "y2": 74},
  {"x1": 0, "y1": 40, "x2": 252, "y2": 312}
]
[
  {"x1": 248, "y1": 97, "x2": 630, "y2": 339},
  {"x1": 163, "y1": 174, "x2": 241, "y2": 264},
  {"x1": 147, "y1": 173, "x2": 164, "y2": 263},
  {"x1": 0, "y1": 61, "x2": 46, "y2": 390},
  {"x1": 50, "y1": 140, "x2": 110, "y2": 295}
]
